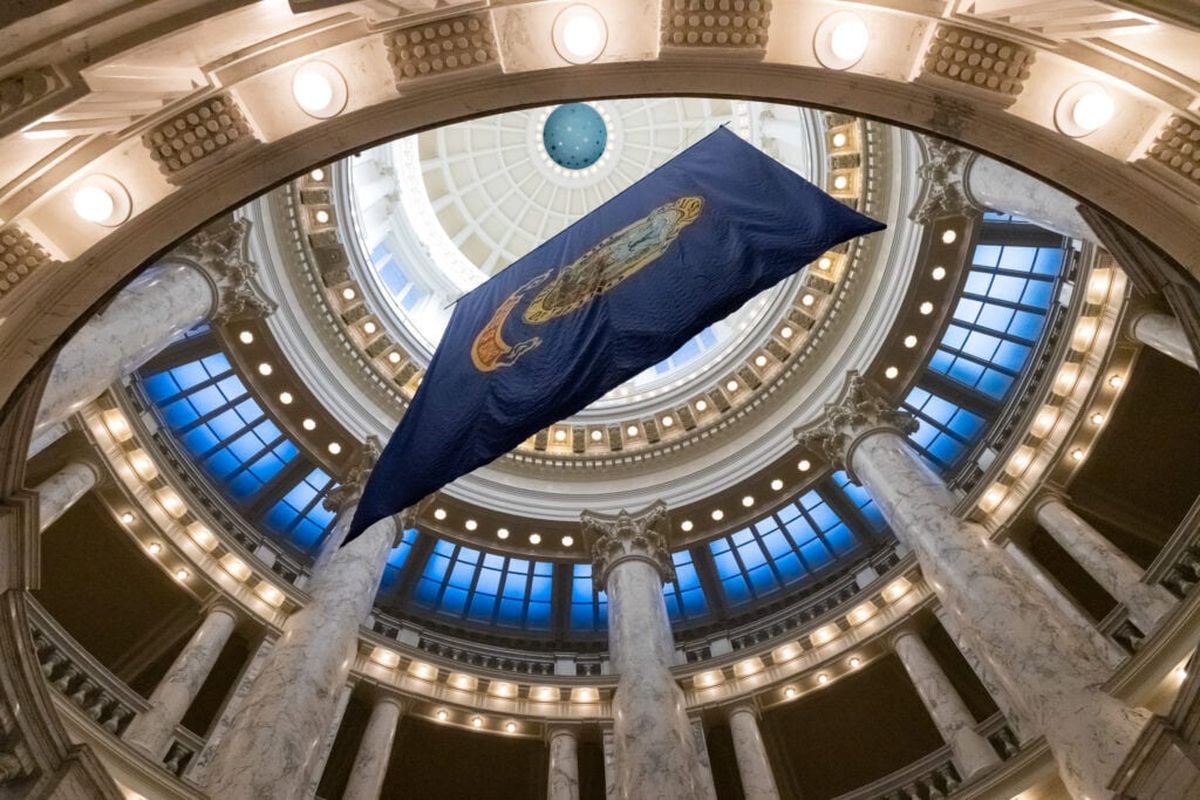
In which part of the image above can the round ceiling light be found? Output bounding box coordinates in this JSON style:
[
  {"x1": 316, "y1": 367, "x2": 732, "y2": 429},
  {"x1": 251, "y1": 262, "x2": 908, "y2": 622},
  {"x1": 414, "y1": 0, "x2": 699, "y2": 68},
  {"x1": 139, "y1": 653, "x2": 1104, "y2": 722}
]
[
  {"x1": 71, "y1": 175, "x2": 132, "y2": 227},
  {"x1": 1055, "y1": 82, "x2": 1115, "y2": 137},
  {"x1": 815, "y1": 12, "x2": 869, "y2": 70},
  {"x1": 291, "y1": 61, "x2": 348, "y2": 119},
  {"x1": 552, "y1": 5, "x2": 608, "y2": 64}
]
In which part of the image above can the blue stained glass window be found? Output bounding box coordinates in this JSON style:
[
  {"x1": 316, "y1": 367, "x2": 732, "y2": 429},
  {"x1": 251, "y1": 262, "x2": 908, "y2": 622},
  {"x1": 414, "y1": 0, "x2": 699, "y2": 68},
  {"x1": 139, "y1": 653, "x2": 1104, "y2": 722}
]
[
  {"x1": 663, "y1": 550, "x2": 708, "y2": 622},
  {"x1": 378, "y1": 528, "x2": 420, "y2": 593},
  {"x1": 832, "y1": 470, "x2": 887, "y2": 532},
  {"x1": 903, "y1": 387, "x2": 986, "y2": 472},
  {"x1": 708, "y1": 489, "x2": 860, "y2": 606},
  {"x1": 264, "y1": 467, "x2": 339, "y2": 551},
  {"x1": 411, "y1": 540, "x2": 554, "y2": 629},
  {"x1": 570, "y1": 563, "x2": 608, "y2": 631},
  {"x1": 930, "y1": 239, "x2": 1063, "y2": 401},
  {"x1": 143, "y1": 354, "x2": 300, "y2": 502}
]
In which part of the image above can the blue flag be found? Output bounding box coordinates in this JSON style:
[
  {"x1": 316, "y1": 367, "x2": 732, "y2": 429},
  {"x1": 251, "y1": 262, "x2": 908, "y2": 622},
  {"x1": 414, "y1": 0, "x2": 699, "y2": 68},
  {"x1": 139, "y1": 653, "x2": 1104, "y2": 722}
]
[{"x1": 347, "y1": 127, "x2": 884, "y2": 543}]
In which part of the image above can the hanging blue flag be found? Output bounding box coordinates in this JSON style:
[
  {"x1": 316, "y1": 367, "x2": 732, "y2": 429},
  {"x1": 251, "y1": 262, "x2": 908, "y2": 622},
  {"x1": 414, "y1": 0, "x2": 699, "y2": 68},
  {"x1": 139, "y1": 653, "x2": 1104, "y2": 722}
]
[{"x1": 346, "y1": 127, "x2": 884, "y2": 543}]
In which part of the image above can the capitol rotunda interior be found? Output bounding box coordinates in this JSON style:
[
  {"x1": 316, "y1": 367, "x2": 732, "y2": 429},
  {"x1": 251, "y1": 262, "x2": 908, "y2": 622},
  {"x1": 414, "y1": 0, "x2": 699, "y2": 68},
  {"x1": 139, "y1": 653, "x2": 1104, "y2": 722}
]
[{"x1": 0, "y1": 1, "x2": 1199, "y2": 799}]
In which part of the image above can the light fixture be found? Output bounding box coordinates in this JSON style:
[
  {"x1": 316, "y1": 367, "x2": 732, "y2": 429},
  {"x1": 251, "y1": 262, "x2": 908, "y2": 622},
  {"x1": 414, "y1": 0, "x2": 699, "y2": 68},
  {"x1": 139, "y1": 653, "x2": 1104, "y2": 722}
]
[
  {"x1": 710, "y1": 509, "x2": 724, "y2": 521},
  {"x1": 903, "y1": 335, "x2": 918, "y2": 348},
  {"x1": 815, "y1": 11, "x2": 869, "y2": 70},
  {"x1": 302, "y1": 418, "x2": 316, "y2": 431},
  {"x1": 754, "y1": 355, "x2": 768, "y2": 368},
  {"x1": 310, "y1": 168, "x2": 326, "y2": 181},
  {"x1": 832, "y1": 175, "x2": 849, "y2": 191},
  {"x1": 801, "y1": 293, "x2": 815, "y2": 307},
  {"x1": 1070, "y1": 448, "x2": 1085, "y2": 462},
  {"x1": 726, "y1": 380, "x2": 739, "y2": 392},
  {"x1": 434, "y1": 508, "x2": 447, "y2": 520},
  {"x1": 188, "y1": 523, "x2": 217, "y2": 551},
  {"x1": 257, "y1": 583, "x2": 285, "y2": 608},
  {"x1": 831, "y1": 132, "x2": 847, "y2": 148},
  {"x1": 370, "y1": 647, "x2": 400, "y2": 668},
  {"x1": 327, "y1": 442, "x2": 341, "y2": 455},
  {"x1": 931, "y1": 267, "x2": 946, "y2": 281},
  {"x1": 919, "y1": 301, "x2": 934, "y2": 315},
  {"x1": 465, "y1": 519, "x2": 477, "y2": 531},
  {"x1": 784, "y1": 686, "x2": 798, "y2": 699},
  {"x1": 174, "y1": 568, "x2": 190, "y2": 582},
  {"x1": 742, "y1": 495, "x2": 754, "y2": 507},
  {"x1": 695, "y1": 399, "x2": 707, "y2": 412},
  {"x1": 552, "y1": 4, "x2": 608, "y2": 64},
  {"x1": 1090, "y1": 412, "x2": 1106, "y2": 425},
  {"x1": 291, "y1": 61, "x2": 348, "y2": 118},
  {"x1": 817, "y1": 256, "x2": 832, "y2": 270},
  {"x1": 561, "y1": 535, "x2": 574, "y2": 547},
  {"x1": 497, "y1": 528, "x2": 510, "y2": 540},
  {"x1": 239, "y1": 330, "x2": 254, "y2": 344},
  {"x1": 279, "y1": 391, "x2": 293, "y2": 405},
  {"x1": 147, "y1": 542, "x2": 162, "y2": 555},
  {"x1": 342, "y1": 287, "x2": 356, "y2": 300},
  {"x1": 680, "y1": 520, "x2": 694, "y2": 532},
  {"x1": 797, "y1": 459, "x2": 811, "y2": 472},
  {"x1": 70, "y1": 175, "x2": 131, "y2": 226},
  {"x1": 129, "y1": 449, "x2": 157, "y2": 481},
  {"x1": 817, "y1": 673, "x2": 830, "y2": 685},
  {"x1": 590, "y1": 429, "x2": 603, "y2": 442},
  {"x1": 362, "y1": 321, "x2": 377, "y2": 335},
  {"x1": 941, "y1": 229, "x2": 957, "y2": 244},
  {"x1": 314, "y1": 209, "x2": 330, "y2": 224},
  {"x1": 257, "y1": 362, "x2": 273, "y2": 376},
  {"x1": 529, "y1": 533, "x2": 542, "y2": 545},
  {"x1": 221, "y1": 554, "x2": 251, "y2": 581},
  {"x1": 388, "y1": 351, "x2": 402, "y2": 364},
  {"x1": 884, "y1": 366, "x2": 899, "y2": 380},
  {"x1": 436, "y1": 709, "x2": 448, "y2": 722},
  {"x1": 505, "y1": 721, "x2": 518, "y2": 733},
  {"x1": 1056, "y1": 82, "x2": 1115, "y2": 137},
  {"x1": 780, "y1": 325, "x2": 793, "y2": 339},
  {"x1": 1108, "y1": 374, "x2": 1124, "y2": 388},
  {"x1": 662, "y1": 415, "x2": 674, "y2": 427},
  {"x1": 770, "y1": 479, "x2": 783, "y2": 491},
  {"x1": 554, "y1": 429, "x2": 567, "y2": 442},
  {"x1": 625, "y1": 424, "x2": 639, "y2": 437},
  {"x1": 849, "y1": 656, "x2": 862, "y2": 669},
  {"x1": 101, "y1": 409, "x2": 132, "y2": 442}
]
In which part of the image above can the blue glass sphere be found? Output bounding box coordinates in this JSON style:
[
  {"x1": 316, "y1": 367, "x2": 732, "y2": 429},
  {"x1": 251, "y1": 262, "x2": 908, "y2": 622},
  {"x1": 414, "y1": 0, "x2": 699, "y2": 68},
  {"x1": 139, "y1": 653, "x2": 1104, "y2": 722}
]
[{"x1": 542, "y1": 103, "x2": 607, "y2": 170}]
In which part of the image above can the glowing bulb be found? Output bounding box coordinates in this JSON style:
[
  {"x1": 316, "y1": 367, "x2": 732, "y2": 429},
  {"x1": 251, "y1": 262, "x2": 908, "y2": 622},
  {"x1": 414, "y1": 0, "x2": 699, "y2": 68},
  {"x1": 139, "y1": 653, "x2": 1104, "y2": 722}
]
[
  {"x1": 276, "y1": 392, "x2": 292, "y2": 406},
  {"x1": 342, "y1": 287, "x2": 356, "y2": 300},
  {"x1": 726, "y1": 380, "x2": 739, "y2": 392},
  {"x1": 310, "y1": 168, "x2": 325, "y2": 181},
  {"x1": 291, "y1": 62, "x2": 346, "y2": 118},
  {"x1": 801, "y1": 293, "x2": 815, "y2": 307},
  {"x1": 931, "y1": 267, "x2": 946, "y2": 281},
  {"x1": 903, "y1": 335, "x2": 918, "y2": 348},
  {"x1": 818, "y1": 256, "x2": 832, "y2": 270},
  {"x1": 363, "y1": 321, "x2": 377, "y2": 335},
  {"x1": 465, "y1": 519, "x2": 477, "y2": 531},
  {"x1": 257, "y1": 362, "x2": 273, "y2": 376},
  {"x1": 797, "y1": 459, "x2": 811, "y2": 472},
  {"x1": 710, "y1": 509, "x2": 724, "y2": 521},
  {"x1": 239, "y1": 330, "x2": 254, "y2": 344},
  {"x1": 849, "y1": 656, "x2": 862, "y2": 668},
  {"x1": 561, "y1": 535, "x2": 574, "y2": 547},
  {"x1": 1108, "y1": 374, "x2": 1124, "y2": 388},
  {"x1": 784, "y1": 686, "x2": 798, "y2": 698},
  {"x1": 829, "y1": 16, "x2": 869, "y2": 62},
  {"x1": 497, "y1": 528, "x2": 510, "y2": 540},
  {"x1": 120, "y1": 512, "x2": 135, "y2": 524},
  {"x1": 817, "y1": 673, "x2": 829, "y2": 685},
  {"x1": 742, "y1": 495, "x2": 754, "y2": 507},
  {"x1": 554, "y1": 429, "x2": 567, "y2": 442},
  {"x1": 302, "y1": 418, "x2": 316, "y2": 431},
  {"x1": 436, "y1": 709, "x2": 448, "y2": 722},
  {"x1": 1090, "y1": 412, "x2": 1105, "y2": 425},
  {"x1": 388, "y1": 351, "x2": 402, "y2": 364},
  {"x1": 505, "y1": 721, "x2": 518, "y2": 733},
  {"x1": 529, "y1": 533, "x2": 542, "y2": 545},
  {"x1": 695, "y1": 399, "x2": 707, "y2": 412},
  {"x1": 662, "y1": 415, "x2": 674, "y2": 427},
  {"x1": 941, "y1": 229, "x2": 958, "y2": 244},
  {"x1": 884, "y1": 366, "x2": 899, "y2": 380},
  {"x1": 327, "y1": 442, "x2": 341, "y2": 455},
  {"x1": 680, "y1": 520, "x2": 694, "y2": 532},
  {"x1": 471, "y1": 716, "x2": 483, "y2": 728},
  {"x1": 1071, "y1": 86, "x2": 1115, "y2": 133},
  {"x1": 553, "y1": 5, "x2": 607, "y2": 64},
  {"x1": 771, "y1": 479, "x2": 783, "y2": 491},
  {"x1": 72, "y1": 185, "x2": 115, "y2": 223},
  {"x1": 919, "y1": 301, "x2": 934, "y2": 315},
  {"x1": 147, "y1": 542, "x2": 162, "y2": 555},
  {"x1": 434, "y1": 508, "x2": 447, "y2": 520},
  {"x1": 831, "y1": 132, "x2": 847, "y2": 148},
  {"x1": 314, "y1": 210, "x2": 330, "y2": 224},
  {"x1": 590, "y1": 429, "x2": 603, "y2": 442},
  {"x1": 780, "y1": 326, "x2": 793, "y2": 339},
  {"x1": 626, "y1": 425, "x2": 639, "y2": 437},
  {"x1": 1070, "y1": 448, "x2": 1085, "y2": 462},
  {"x1": 754, "y1": 355, "x2": 768, "y2": 368},
  {"x1": 174, "y1": 568, "x2": 190, "y2": 582}
]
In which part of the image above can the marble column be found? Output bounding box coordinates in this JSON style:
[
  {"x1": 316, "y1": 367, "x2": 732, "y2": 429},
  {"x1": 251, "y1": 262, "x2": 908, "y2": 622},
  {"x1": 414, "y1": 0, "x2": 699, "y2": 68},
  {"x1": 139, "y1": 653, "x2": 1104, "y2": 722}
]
[
  {"x1": 28, "y1": 421, "x2": 68, "y2": 458},
  {"x1": 306, "y1": 684, "x2": 352, "y2": 799},
  {"x1": 1036, "y1": 496, "x2": 1176, "y2": 632},
  {"x1": 1130, "y1": 311, "x2": 1198, "y2": 369},
  {"x1": 602, "y1": 727, "x2": 617, "y2": 800},
  {"x1": 187, "y1": 636, "x2": 275, "y2": 783},
  {"x1": 34, "y1": 218, "x2": 274, "y2": 435},
  {"x1": 963, "y1": 155, "x2": 1095, "y2": 241},
  {"x1": 727, "y1": 705, "x2": 782, "y2": 800},
  {"x1": 342, "y1": 696, "x2": 403, "y2": 800},
  {"x1": 122, "y1": 603, "x2": 238, "y2": 758},
  {"x1": 932, "y1": 606, "x2": 1036, "y2": 744},
  {"x1": 35, "y1": 460, "x2": 99, "y2": 531},
  {"x1": 689, "y1": 718, "x2": 719, "y2": 800},
  {"x1": 583, "y1": 503, "x2": 705, "y2": 800},
  {"x1": 796, "y1": 374, "x2": 1151, "y2": 800},
  {"x1": 1002, "y1": 540, "x2": 1126, "y2": 667},
  {"x1": 201, "y1": 511, "x2": 404, "y2": 799},
  {"x1": 891, "y1": 628, "x2": 1000, "y2": 778},
  {"x1": 547, "y1": 726, "x2": 581, "y2": 800}
]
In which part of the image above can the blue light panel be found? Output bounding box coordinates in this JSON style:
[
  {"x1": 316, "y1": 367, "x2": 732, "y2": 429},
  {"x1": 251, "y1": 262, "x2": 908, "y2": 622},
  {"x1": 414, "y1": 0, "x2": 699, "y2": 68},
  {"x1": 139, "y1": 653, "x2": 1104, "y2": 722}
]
[
  {"x1": 902, "y1": 386, "x2": 985, "y2": 472},
  {"x1": 264, "y1": 467, "x2": 339, "y2": 552},
  {"x1": 570, "y1": 563, "x2": 609, "y2": 631},
  {"x1": 412, "y1": 540, "x2": 554, "y2": 629},
  {"x1": 663, "y1": 550, "x2": 708, "y2": 622},
  {"x1": 709, "y1": 489, "x2": 859, "y2": 606},
  {"x1": 143, "y1": 353, "x2": 299, "y2": 501},
  {"x1": 930, "y1": 240, "x2": 1063, "y2": 400}
]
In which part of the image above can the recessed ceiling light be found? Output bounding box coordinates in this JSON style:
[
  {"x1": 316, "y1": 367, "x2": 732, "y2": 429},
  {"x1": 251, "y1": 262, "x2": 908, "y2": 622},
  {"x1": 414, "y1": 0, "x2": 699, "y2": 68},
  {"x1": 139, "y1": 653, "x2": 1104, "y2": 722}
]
[
  {"x1": 726, "y1": 380, "x2": 739, "y2": 392},
  {"x1": 1058, "y1": 82, "x2": 1115, "y2": 136},
  {"x1": 465, "y1": 519, "x2": 477, "y2": 531},
  {"x1": 147, "y1": 542, "x2": 162, "y2": 555},
  {"x1": 436, "y1": 709, "x2": 448, "y2": 721},
  {"x1": 529, "y1": 533, "x2": 542, "y2": 545},
  {"x1": 315, "y1": 210, "x2": 330, "y2": 224},
  {"x1": 741, "y1": 495, "x2": 754, "y2": 507},
  {"x1": 561, "y1": 535, "x2": 574, "y2": 547},
  {"x1": 497, "y1": 528, "x2": 510, "y2": 540},
  {"x1": 710, "y1": 509, "x2": 724, "y2": 521},
  {"x1": 695, "y1": 399, "x2": 708, "y2": 412},
  {"x1": 302, "y1": 418, "x2": 316, "y2": 431},
  {"x1": 818, "y1": 256, "x2": 832, "y2": 270},
  {"x1": 1090, "y1": 412, "x2": 1105, "y2": 425},
  {"x1": 342, "y1": 287, "x2": 356, "y2": 300},
  {"x1": 505, "y1": 721, "x2": 518, "y2": 733},
  {"x1": 363, "y1": 321, "x2": 377, "y2": 335},
  {"x1": 174, "y1": 568, "x2": 190, "y2": 582},
  {"x1": 903, "y1": 335, "x2": 918, "y2": 349},
  {"x1": 680, "y1": 520, "x2": 694, "y2": 532},
  {"x1": 849, "y1": 656, "x2": 862, "y2": 668},
  {"x1": 801, "y1": 293, "x2": 815, "y2": 306},
  {"x1": 327, "y1": 442, "x2": 341, "y2": 455},
  {"x1": 471, "y1": 716, "x2": 484, "y2": 728},
  {"x1": 931, "y1": 266, "x2": 946, "y2": 281},
  {"x1": 832, "y1": 175, "x2": 849, "y2": 190},
  {"x1": 919, "y1": 301, "x2": 934, "y2": 315},
  {"x1": 554, "y1": 429, "x2": 567, "y2": 442},
  {"x1": 798, "y1": 459, "x2": 811, "y2": 472},
  {"x1": 941, "y1": 230, "x2": 957, "y2": 244},
  {"x1": 552, "y1": 4, "x2": 608, "y2": 64},
  {"x1": 291, "y1": 61, "x2": 347, "y2": 118},
  {"x1": 310, "y1": 168, "x2": 325, "y2": 181},
  {"x1": 817, "y1": 673, "x2": 829, "y2": 685},
  {"x1": 1070, "y1": 448, "x2": 1085, "y2": 462},
  {"x1": 625, "y1": 424, "x2": 639, "y2": 437},
  {"x1": 884, "y1": 366, "x2": 899, "y2": 380},
  {"x1": 770, "y1": 479, "x2": 783, "y2": 491},
  {"x1": 662, "y1": 415, "x2": 674, "y2": 427},
  {"x1": 239, "y1": 330, "x2": 254, "y2": 344},
  {"x1": 257, "y1": 362, "x2": 273, "y2": 376},
  {"x1": 120, "y1": 512, "x2": 135, "y2": 524},
  {"x1": 71, "y1": 177, "x2": 131, "y2": 226},
  {"x1": 754, "y1": 355, "x2": 768, "y2": 368},
  {"x1": 831, "y1": 132, "x2": 847, "y2": 148},
  {"x1": 590, "y1": 430, "x2": 603, "y2": 442},
  {"x1": 784, "y1": 685, "x2": 798, "y2": 698},
  {"x1": 816, "y1": 11, "x2": 870, "y2": 69},
  {"x1": 434, "y1": 508, "x2": 447, "y2": 520},
  {"x1": 1108, "y1": 374, "x2": 1124, "y2": 388}
]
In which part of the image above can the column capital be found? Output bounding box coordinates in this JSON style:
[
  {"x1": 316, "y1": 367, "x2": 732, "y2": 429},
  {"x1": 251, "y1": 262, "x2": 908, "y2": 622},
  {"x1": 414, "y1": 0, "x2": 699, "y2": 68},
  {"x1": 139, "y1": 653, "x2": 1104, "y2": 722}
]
[
  {"x1": 323, "y1": 435, "x2": 383, "y2": 514},
  {"x1": 1031, "y1": 489, "x2": 1069, "y2": 515},
  {"x1": 793, "y1": 372, "x2": 917, "y2": 481},
  {"x1": 911, "y1": 135, "x2": 981, "y2": 224},
  {"x1": 171, "y1": 217, "x2": 277, "y2": 325},
  {"x1": 544, "y1": 724, "x2": 582, "y2": 744},
  {"x1": 887, "y1": 622, "x2": 924, "y2": 650},
  {"x1": 725, "y1": 702, "x2": 761, "y2": 722},
  {"x1": 581, "y1": 501, "x2": 674, "y2": 590},
  {"x1": 204, "y1": 600, "x2": 241, "y2": 623}
]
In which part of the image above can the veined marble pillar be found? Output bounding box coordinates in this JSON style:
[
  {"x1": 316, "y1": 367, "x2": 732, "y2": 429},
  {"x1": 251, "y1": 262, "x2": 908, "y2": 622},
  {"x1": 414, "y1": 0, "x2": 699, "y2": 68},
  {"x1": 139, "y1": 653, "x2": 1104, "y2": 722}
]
[
  {"x1": 583, "y1": 503, "x2": 705, "y2": 800},
  {"x1": 891, "y1": 628, "x2": 1000, "y2": 778},
  {"x1": 1036, "y1": 496, "x2": 1176, "y2": 632},
  {"x1": 187, "y1": 636, "x2": 275, "y2": 782},
  {"x1": 28, "y1": 421, "x2": 69, "y2": 458},
  {"x1": 34, "y1": 219, "x2": 273, "y2": 435},
  {"x1": 963, "y1": 155, "x2": 1094, "y2": 241},
  {"x1": 932, "y1": 606, "x2": 1036, "y2": 744},
  {"x1": 122, "y1": 603, "x2": 238, "y2": 758},
  {"x1": 1131, "y1": 311, "x2": 1198, "y2": 370},
  {"x1": 690, "y1": 718, "x2": 719, "y2": 800},
  {"x1": 342, "y1": 696, "x2": 403, "y2": 800},
  {"x1": 306, "y1": 684, "x2": 352, "y2": 799},
  {"x1": 796, "y1": 374, "x2": 1151, "y2": 800},
  {"x1": 727, "y1": 706, "x2": 782, "y2": 800},
  {"x1": 602, "y1": 728, "x2": 616, "y2": 800},
  {"x1": 547, "y1": 726, "x2": 581, "y2": 800},
  {"x1": 1002, "y1": 540, "x2": 1126, "y2": 667},
  {"x1": 201, "y1": 511, "x2": 403, "y2": 799},
  {"x1": 35, "y1": 460, "x2": 99, "y2": 531}
]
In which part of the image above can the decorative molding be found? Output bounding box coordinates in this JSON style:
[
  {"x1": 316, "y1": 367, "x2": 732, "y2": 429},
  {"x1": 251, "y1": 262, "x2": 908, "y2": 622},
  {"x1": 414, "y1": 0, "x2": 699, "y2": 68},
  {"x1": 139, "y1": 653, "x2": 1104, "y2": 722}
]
[
  {"x1": 582, "y1": 501, "x2": 675, "y2": 589},
  {"x1": 660, "y1": 0, "x2": 773, "y2": 51},
  {"x1": 142, "y1": 94, "x2": 258, "y2": 182},
  {"x1": 919, "y1": 26, "x2": 1033, "y2": 103},
  {"x1": 911, "y1": 136, "x2": 980, "y2": 224},
  {"x1": 793, "y1": 372, "x2": 917, "y2": 476},
  {"x1": 0, "y1": 224, "x2": 56, "y2": 302},
  {"x1": 323, "y1": 434, "x2": 381, "y2": 514},
  {"x1": 170, "y1": 217, "x2": 277, "y2": 325},
  {"x1": 384, "y1": 13, "x2": 499, "y2": 85}
]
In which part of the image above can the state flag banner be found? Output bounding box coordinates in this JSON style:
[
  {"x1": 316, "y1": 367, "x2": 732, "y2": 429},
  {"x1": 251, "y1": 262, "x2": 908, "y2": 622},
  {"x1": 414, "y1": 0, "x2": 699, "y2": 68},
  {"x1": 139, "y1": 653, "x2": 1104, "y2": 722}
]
[{"x1": 346, "y1": 127, "x2": 885, "y2": 543}]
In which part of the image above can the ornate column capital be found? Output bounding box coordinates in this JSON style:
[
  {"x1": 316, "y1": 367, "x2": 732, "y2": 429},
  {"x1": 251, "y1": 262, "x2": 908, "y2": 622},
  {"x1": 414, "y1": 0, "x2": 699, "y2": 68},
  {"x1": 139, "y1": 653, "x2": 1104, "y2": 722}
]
[
  {"x1": 793, "y1": 372, "x2": 917, "y2": 481},
  {"x1": 911, "y1": 135, "x2": 981, "y2": 224},
  {"x1": 581, "y1": 501, "x2": 675, "y2": 590},
  {"x1": 170, "y1": 217, "x2": 277, "y2": 325},
  {"x1": 323, "y1": 435, "x2": 382, "y2": 514}
]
